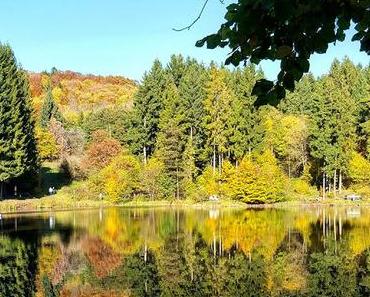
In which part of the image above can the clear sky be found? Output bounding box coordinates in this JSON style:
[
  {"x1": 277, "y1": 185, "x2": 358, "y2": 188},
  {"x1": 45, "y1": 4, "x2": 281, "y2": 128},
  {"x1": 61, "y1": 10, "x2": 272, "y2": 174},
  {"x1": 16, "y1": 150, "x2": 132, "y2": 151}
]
[{"x1": 0, "y1": 0, "x2": 368, "y2": 81}]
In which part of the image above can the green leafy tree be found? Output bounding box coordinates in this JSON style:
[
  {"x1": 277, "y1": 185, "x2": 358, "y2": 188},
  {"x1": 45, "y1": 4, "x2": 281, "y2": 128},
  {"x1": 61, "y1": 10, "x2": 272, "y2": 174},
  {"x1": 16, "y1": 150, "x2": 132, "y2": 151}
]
[{"x1": 197, "y1": 0, "x2": 370, "y2": 104}]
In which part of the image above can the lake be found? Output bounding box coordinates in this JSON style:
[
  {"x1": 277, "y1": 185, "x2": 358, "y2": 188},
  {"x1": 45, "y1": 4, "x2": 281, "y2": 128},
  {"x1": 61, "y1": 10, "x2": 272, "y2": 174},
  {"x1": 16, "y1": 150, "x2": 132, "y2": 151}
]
[{"x1": 0, "y1": 206, "x2": 370, "y2": 297}]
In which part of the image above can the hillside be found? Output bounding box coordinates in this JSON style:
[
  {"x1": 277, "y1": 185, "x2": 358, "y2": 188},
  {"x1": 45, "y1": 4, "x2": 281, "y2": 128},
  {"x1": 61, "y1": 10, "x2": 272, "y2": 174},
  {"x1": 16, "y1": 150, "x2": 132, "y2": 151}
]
[{"x1": 29, "y1": 70, "x2": 137, "y2": 122}]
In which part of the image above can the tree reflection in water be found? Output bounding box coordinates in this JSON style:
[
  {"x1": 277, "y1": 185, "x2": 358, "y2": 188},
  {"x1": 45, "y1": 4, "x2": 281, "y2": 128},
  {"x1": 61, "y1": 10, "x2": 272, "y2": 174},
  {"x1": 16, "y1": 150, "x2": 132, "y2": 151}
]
[{"x1": 1, "y1": 207, "x2": 370, "y2": 296}]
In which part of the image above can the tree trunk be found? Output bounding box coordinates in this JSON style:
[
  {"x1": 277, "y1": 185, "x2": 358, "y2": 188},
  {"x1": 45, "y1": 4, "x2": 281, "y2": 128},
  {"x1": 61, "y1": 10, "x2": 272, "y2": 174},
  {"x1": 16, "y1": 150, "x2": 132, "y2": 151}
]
[
  {"x1": 333, "y1": 169, "x2": 337, "y2": 198},
  {"x1": 143, "y1": 146, "x2": 147, "y2": 165},
  {"x1": 219, "y1": 153, "x2": 222, "y2": 174},
  {"x1": 339, "y1": 169, "x2": 343, "y2": 194},
  {"x1": 213, "y1": 145, "x2": 216, "y2": 175},
  {"x1": 143, "y1": 116, "x2": 147, "y2": 164},
  {"x1": 0, "y1": 182, "x2": 3, "y2": 200},
  {"x1": 288, "y1": 156, "x2": 291, "y2": 179},
  {"x1": 176, "y1": 167, "x2": 180, "y2": 200},
  {"x1": 322, "y1": 172, "x2": 326, "y2": 200}
]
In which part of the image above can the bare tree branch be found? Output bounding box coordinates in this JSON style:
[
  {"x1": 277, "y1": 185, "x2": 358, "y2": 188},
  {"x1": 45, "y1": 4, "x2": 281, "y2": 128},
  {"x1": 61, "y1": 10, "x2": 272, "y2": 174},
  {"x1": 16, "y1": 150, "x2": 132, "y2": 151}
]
[{"x1": 172, "y1": 0, "x2": 210, "y2": 32}]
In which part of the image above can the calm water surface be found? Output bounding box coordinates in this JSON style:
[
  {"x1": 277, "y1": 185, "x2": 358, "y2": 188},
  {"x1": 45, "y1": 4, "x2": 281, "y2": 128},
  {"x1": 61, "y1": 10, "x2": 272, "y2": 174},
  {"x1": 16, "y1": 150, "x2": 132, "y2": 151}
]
[{"x1": 1, "y1": 206, "x2": 370, "y2": 297}]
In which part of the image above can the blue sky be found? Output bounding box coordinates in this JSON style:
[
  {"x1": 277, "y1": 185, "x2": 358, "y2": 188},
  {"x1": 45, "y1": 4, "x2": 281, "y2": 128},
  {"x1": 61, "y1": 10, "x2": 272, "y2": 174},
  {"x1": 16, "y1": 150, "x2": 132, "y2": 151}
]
[{"x1": 0, "y1": 0, "x2": 368, "y2": 81}]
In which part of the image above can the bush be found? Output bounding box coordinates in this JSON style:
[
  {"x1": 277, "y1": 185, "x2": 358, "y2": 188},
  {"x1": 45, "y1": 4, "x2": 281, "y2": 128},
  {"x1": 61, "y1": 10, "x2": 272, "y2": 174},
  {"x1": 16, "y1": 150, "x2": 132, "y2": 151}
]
[
  {"x1": 349, "y1": 184, "x2": 370, "y2": 200},
  {"x1": 139, "y1": 158, "x2": 168, "y2": 200},
  {"x1": 289, "y1": 178, "x2": 318, "y2": 198}
]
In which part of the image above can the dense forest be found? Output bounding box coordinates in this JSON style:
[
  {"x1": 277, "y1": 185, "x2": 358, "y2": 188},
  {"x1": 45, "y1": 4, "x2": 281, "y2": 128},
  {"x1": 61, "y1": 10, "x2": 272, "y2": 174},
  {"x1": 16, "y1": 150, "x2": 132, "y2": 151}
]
[{"x1": 1, "y1": 44, "x2": 370, "y2": 203}]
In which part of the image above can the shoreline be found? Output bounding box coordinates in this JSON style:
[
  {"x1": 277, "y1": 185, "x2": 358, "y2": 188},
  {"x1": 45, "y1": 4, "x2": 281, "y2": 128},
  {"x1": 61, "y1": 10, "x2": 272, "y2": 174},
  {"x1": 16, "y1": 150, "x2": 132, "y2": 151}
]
[{"x1": 0, "y1": 196, "x2": 368, "y2": 215}]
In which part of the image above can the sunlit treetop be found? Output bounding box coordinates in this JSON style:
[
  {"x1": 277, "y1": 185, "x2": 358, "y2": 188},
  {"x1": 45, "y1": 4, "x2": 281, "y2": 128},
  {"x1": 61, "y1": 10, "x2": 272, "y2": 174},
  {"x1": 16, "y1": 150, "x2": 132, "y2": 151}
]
[{"x1": 196, "y1": 0, "x2": 370, "y2": 106}]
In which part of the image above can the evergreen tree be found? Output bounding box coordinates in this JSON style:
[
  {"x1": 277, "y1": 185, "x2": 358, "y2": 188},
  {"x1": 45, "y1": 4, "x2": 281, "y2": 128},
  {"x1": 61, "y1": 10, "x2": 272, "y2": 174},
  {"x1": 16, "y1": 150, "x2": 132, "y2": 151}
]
[
  {"x1": 178, "y1": 61, "x2": 207, "y2": 169},
  {"x1": 167, "y1": 54, "x2": 187, "y2": 87},
  {"x1": 40, "y1": 84, "x2": 63, "y2": 128},
  {"x1": 279, "y1": 74, "x2": 317, "y2": 116},
  {"x1": 0, "y1": 44, "x2": 38, "y2": 197},
  {"x1": 127, "y1": 60, "x2": 168, "y2": 162},
  {"x1": 309, "y1": 60, "x2": 359, "y2": 197},
  {"x1": 203, "y1": 66, "x2": 233, "y2": 173},
  {"x1": 155, "y1": 82, "x2": 184, "y2": 199},
  {"x1": 228, "y1": 66, "x2": 263, "y2": 161},
  {"x1": 181, "y1": 135, "x2": 197, "y2": 197}
]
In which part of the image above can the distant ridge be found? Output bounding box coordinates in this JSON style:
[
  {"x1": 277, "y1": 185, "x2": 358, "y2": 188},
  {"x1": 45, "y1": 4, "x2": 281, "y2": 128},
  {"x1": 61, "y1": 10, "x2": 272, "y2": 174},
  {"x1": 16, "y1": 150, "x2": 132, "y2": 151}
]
[{"x1": 28, "y1": 70, "x2": 138, "y2": 118}]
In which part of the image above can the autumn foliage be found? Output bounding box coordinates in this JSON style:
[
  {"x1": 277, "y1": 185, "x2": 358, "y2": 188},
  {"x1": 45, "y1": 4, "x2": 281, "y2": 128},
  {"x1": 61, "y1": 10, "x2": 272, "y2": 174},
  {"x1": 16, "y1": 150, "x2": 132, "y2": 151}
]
[{"x1": 82, "y1": 130, "x2": 122, "y2": 174}]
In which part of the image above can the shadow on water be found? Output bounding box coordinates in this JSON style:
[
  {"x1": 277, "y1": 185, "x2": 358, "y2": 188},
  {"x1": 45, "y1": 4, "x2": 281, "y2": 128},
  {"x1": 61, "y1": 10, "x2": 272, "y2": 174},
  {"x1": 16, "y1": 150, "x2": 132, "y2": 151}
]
[{"x1": 0, "y1": 215, "x2": 75, "y2": 297}]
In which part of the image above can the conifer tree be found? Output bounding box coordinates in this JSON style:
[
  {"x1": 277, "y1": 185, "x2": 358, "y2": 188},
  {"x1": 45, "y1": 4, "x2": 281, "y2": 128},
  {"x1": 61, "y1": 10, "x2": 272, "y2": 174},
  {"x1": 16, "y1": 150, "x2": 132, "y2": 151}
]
[
  {"x1": 228, "y1": 66, "x2": 263, "y2": 161},
  {"x1": 203, "y1": 66, "x2": 233, "y2": 173},
  {"x1": 178, "y1": 61, "x2": 207, "y2": 168},
  {"x1": 0, "y1": 44, "x2": 38, "y2": 197},
  {"x1": 127, "y1": 60, "x2": 168, "y2": 162},
  {"x1": 167, "y1": 54, "x2": 186, "y2": 87},
  {"x1": 181, "y1": 134, "x2": 197, "y2": 197},
  {"x1": 155, "y1": 82, "x2": 184, "y2": 199},
  {"x1": 40, "y1": 84, "x2": 63, "y2": 128}
]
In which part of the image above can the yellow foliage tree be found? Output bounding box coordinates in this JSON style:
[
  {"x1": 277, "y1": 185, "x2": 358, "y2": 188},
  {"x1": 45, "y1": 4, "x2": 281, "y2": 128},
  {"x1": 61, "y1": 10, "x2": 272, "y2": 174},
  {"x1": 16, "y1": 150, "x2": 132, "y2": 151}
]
[
  {"x1": 99, "y1": 153, "x2": 141, "y2": 202},
  {"x1": 222, "y1": 151, "x2": 287, "y2": 203},
  {"x1": 348, "y1": 152, "x2": 370, "y2": 184},
  {"x1": 35, "y1": 127, "x2": 59, "y2": 161}
]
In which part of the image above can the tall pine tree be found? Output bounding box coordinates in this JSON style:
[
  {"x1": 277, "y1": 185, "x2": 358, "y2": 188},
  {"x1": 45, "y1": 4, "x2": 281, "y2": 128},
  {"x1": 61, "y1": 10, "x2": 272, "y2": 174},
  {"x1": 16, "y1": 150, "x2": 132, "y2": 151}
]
[
  {"x1": 0, "y1": 44, "x2": 38, "y2": 197},
  {"x1": 126, "y1": 60, "x2": 168, "y2": 162}
]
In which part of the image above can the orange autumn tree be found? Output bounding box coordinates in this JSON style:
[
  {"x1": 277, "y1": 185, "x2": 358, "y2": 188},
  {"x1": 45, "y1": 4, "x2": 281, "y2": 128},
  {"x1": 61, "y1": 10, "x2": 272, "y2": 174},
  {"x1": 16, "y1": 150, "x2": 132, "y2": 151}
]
[{"x1": 82, "y1": 130, "x2": 122, "y2": 174}]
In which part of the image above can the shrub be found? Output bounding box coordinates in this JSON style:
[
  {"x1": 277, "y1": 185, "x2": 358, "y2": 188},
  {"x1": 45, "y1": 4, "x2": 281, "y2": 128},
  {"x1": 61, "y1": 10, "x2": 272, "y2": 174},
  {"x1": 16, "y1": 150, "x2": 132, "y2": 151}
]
[{"x1": 289, "y1": 178, "x2": 318, "y2": 198}]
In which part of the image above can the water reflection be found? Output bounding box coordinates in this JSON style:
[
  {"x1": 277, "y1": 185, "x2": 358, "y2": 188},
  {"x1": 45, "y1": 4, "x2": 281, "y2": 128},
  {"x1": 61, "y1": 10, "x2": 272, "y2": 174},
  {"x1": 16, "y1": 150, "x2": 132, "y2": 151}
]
[{"x1": 0, "y1": 207, "x2": 370, "y2": 296}]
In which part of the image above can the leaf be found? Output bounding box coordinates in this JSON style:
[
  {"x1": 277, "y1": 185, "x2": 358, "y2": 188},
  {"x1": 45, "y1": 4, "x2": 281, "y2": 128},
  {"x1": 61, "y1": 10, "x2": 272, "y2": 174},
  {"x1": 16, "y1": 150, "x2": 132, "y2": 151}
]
[
  {"x1": 297, "y1": 58, "x2": 310, "y2": 73},
  {"x1": 336, "y1": 30, "x2": 346, "y2": 42},
  {"x1": 195, "y1": 37, "x2": 207, "y2": 48},
  {"x1": 252, "y1": 79, "x2": 274, "y2": 96},
  {"x1": 283, "y1": 73, "x2": 295, "y2": 91},
  {"x1": 352, "y1": 32, "x2": 364, "y2": 42},
  {"x1": 276, "y1": 46, "x2": 292, "y2": 58},
  {"x1": 205, "y1": 34, "x2": 221, "y2": 49}
]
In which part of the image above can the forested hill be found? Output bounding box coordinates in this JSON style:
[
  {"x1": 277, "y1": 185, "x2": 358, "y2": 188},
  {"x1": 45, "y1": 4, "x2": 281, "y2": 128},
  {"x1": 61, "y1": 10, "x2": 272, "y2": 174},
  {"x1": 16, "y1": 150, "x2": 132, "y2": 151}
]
[{"x1": 28, "y1": 70, "x2": 137, "y2": 121}]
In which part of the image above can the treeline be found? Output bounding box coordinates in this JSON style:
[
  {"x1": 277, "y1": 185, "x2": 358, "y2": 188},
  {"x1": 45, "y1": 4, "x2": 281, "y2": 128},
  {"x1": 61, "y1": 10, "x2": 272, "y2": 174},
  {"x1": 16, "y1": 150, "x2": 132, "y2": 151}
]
[
  {"x1": 39, "y1": 55, "x2": 369, "y2": 203},
  {"x1": 119, "y1": 55, "x2": 370, "y2": 202},
  {"x1": 3, "y1": 42, "x2": 369, "y2": 202}
]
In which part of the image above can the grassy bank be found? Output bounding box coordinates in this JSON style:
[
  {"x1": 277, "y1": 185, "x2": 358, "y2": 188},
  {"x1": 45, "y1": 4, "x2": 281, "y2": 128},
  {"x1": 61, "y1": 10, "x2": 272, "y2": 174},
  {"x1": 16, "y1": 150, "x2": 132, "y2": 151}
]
[
  {"x1": 0, "y1": 195, "x2": 112, "y2": 214},
  {"x1": 0, "y1": 196, "x2": 250, "y2": 214},
  {"x1": 1, "y1": 194, "x2": 369, "y2": 215}
]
